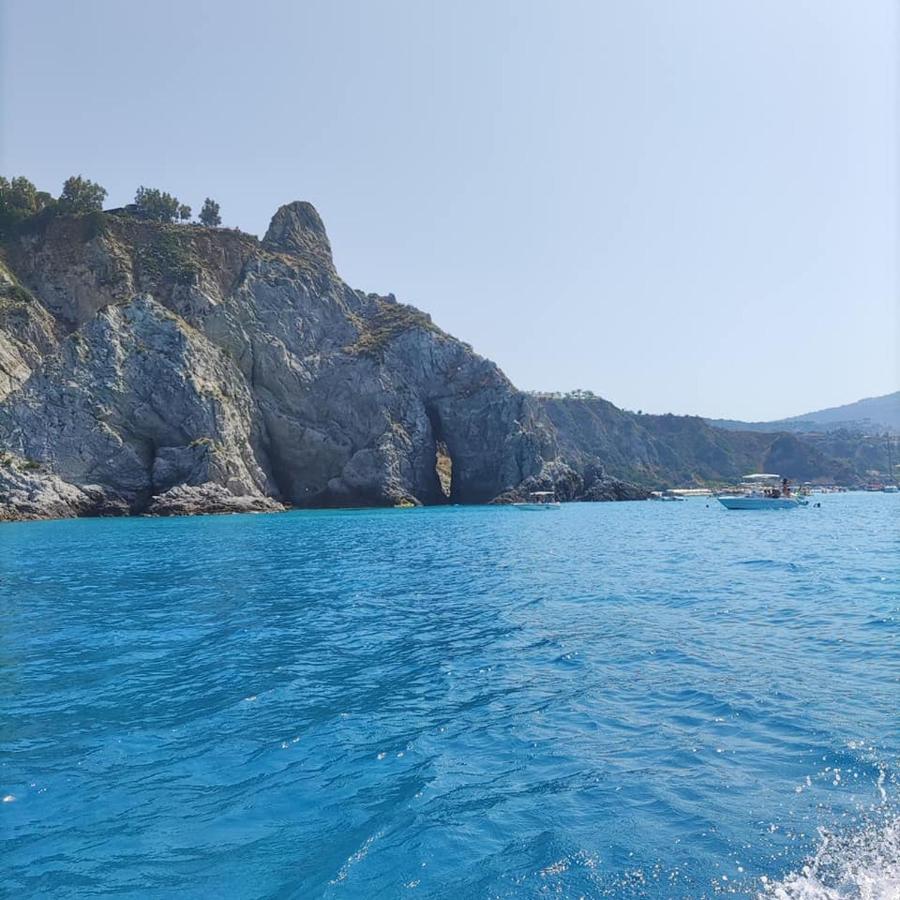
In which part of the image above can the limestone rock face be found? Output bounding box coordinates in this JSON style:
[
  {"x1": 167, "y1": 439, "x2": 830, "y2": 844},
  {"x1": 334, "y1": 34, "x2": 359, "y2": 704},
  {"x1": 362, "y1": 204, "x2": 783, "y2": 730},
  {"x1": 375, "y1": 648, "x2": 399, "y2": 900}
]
[
  {"x1": 0, "y1": 261, "x2": 58, "y2": 400},
  {"x1": 0, "y1": 295, "x2": 274, "y2": 506},
  {"x1": 0, "y1": 461, "x2": 87, "y2": 520},
  {"x1": 0, "y1": 206, "x2": 574, "y2": 519}
]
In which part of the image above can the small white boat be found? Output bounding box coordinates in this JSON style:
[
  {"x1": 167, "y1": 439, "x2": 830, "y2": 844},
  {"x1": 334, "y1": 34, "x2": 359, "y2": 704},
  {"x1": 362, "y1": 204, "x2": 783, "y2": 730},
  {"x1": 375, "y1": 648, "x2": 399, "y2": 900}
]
[
  {"x1": 514, "y1": 490, "x2": 561, "y2": 510},
  {"x1": 718, "y1": 474, "x2": 801, "y2": 510}
]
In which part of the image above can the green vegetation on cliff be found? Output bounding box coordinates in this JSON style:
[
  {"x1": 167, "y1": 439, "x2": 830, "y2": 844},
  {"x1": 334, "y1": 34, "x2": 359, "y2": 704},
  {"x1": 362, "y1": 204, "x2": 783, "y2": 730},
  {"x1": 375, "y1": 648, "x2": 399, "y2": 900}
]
[
  {"x1": 0, "y1": 175, "x2": 228, "y2": 241},
  {"x1": 349, "y1": 300, "x2": 442, "y2": 359}
]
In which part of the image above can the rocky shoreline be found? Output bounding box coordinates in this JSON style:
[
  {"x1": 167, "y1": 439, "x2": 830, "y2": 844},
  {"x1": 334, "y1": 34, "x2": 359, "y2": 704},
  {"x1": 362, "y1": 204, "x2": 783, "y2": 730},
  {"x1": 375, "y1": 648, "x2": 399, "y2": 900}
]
[
  {"x1": 0, "y1": 462, "x2": 654, "y2": 524},
  {"x1": 0, "y1": 449, "x2": 653, "y2": 523}
]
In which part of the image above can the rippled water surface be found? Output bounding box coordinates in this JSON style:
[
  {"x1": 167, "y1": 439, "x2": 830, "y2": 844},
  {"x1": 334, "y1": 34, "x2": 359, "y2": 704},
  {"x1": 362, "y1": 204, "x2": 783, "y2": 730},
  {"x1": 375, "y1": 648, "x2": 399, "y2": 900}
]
[{"x1": 2, "y1": 493, "x2": 898, "y2": 898}]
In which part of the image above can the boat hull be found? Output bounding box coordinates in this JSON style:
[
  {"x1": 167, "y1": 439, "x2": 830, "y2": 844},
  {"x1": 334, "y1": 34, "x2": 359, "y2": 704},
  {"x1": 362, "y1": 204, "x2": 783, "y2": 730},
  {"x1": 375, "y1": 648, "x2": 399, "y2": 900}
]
[
  {"x1": 718, "y1": 496, "x2": 799, "y2": 510},
  {"x1": 513, "y1": 503, "x2": 561, "y2": 511}
]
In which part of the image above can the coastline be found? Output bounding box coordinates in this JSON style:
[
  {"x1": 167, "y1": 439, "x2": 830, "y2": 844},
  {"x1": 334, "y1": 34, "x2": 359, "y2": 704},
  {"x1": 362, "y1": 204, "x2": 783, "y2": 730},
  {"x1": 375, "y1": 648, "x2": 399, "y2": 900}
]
[{"x1": 0, "y1": 491, "x2": 657, "y2": 526}]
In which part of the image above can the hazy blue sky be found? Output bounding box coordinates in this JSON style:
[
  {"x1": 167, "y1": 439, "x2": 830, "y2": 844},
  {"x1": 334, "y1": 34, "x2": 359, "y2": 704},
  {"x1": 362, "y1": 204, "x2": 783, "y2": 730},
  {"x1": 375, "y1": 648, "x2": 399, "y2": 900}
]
[{"x1": 2, "y1": 0, "x2": 897, "y2": 419}]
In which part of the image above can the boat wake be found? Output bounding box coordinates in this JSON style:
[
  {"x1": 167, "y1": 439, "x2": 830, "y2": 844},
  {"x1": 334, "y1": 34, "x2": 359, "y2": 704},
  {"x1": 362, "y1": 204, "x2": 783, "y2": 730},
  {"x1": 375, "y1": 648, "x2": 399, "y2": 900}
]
[{"x1": 759, "y1": 813, "x2": 900, "y2": 900}]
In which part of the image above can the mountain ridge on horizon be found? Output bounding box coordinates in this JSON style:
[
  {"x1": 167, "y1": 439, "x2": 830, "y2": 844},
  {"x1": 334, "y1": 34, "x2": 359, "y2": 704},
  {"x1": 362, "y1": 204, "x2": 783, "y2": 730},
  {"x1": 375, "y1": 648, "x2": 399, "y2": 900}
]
[{"x1": 707, "y1": 390, "x2": 900, "y2": 434}]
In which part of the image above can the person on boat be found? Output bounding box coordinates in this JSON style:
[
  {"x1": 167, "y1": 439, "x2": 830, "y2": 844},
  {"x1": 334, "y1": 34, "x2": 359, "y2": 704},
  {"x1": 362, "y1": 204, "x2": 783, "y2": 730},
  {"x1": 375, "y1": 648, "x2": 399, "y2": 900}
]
[{"x1": 782, "y1": 478, "x2": 790, "y2": 497}]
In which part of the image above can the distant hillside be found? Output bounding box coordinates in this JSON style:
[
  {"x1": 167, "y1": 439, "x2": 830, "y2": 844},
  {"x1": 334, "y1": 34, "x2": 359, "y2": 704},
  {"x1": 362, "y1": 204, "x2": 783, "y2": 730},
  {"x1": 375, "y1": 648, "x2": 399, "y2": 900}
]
[
  {"x1": 709, "y1": 391, "x2": 900, "y2": 434},
  {"x1": 540, "y1": 396, "x2": 891, "y2": 488}
]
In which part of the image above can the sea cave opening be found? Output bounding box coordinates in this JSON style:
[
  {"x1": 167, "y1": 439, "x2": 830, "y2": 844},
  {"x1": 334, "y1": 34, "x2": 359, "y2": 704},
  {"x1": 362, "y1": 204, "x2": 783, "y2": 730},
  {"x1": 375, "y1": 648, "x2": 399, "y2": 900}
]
[
  {"x1": 435, "y1": 440, "x2": 452, "y2": 500},
  {"x1": 426, "y1": 404, "x2": 453, "y2": 502}
]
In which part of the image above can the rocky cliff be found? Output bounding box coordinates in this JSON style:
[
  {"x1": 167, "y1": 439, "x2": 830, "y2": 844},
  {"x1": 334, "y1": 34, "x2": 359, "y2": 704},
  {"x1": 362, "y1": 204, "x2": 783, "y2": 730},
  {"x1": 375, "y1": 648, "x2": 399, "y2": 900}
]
[
  {"x1": 0, "y1": 204, "x2": 876, "y2": 522},
  {"x1": 0, "y1": 205, "x2": 573, "y2": 519}
]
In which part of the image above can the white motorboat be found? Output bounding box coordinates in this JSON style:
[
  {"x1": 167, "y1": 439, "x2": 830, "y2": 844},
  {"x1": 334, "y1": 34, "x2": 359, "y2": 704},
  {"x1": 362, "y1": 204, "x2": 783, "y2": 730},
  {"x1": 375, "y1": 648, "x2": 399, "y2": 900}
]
[
  {"x1": 718, "y1": 474, "x2": 801, "y2": 510},
  {"x1": 513, "y1": 490, "x2": 561, "y2": 510}
]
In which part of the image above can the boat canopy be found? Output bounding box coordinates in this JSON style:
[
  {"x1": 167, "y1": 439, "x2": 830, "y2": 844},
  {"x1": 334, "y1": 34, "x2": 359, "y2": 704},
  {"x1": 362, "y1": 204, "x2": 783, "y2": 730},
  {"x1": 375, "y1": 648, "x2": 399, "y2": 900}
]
[
  {"x1": 742, "y1": 473, "x2": 781, "y2": 481},
  {"x1": 529, "y1": 491, "x2": 556, "y2": 496}
]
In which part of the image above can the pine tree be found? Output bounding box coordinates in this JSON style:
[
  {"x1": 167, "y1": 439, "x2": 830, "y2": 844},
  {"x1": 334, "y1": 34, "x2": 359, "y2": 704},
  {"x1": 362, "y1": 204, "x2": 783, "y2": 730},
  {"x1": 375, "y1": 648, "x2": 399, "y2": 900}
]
[
  {"x1": 58, "y1": 176, "x2": 107, "y2": 213},
  {"x1": 199, "y1": 198, "x2": 221, "y2": 227}
]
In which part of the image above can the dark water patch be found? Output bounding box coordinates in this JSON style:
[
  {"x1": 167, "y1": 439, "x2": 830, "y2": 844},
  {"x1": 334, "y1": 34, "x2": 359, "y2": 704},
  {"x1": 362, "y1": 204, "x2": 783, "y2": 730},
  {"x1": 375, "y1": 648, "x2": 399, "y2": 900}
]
[{"x1": 737, "y1": 558, "x2": 807, "y2": 572}]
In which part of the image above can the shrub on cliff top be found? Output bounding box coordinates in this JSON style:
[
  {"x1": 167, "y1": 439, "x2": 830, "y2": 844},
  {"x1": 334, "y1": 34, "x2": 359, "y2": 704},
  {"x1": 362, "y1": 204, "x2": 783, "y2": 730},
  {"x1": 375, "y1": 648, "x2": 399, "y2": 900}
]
[
  {"x1": 58, "y1": 176, "x2": 107, "y2": 214},
  {"x1": 135, "y1": 230, "x2": 198, "y2": 285},
  {"x1": 199, "y1": 198, "x2": 221, "y2": 227},
  {"x1": 349, "y1": 300, "x2": 440, "y2": 358},
  {"x1": 0, "y1": 176, "x2": 54, "y2": 237},
  {"x1": 0, "y1": 176, "x2": 48, "y2": 215},
  {"x1": 134, "y1": 186, "x2": 186, "y2": 223}
]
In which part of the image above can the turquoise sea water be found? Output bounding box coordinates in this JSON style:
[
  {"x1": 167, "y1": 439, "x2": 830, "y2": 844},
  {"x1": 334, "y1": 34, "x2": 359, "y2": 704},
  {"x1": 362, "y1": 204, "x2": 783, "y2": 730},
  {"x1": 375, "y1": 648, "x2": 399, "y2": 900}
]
[{"x1": 1, "y1": 493, "x2": 898, "y2": 899}]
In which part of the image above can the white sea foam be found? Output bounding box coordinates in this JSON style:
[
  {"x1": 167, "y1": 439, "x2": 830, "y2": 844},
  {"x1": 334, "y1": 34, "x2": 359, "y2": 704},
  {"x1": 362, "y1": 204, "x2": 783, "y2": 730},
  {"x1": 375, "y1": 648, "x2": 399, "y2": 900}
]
[
  {"x1": 329, "y1": 831, "x2": 382, "y2": 885},
  {"x1": 759, "y1": 815, "x2": 900, "y2": 900}
]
